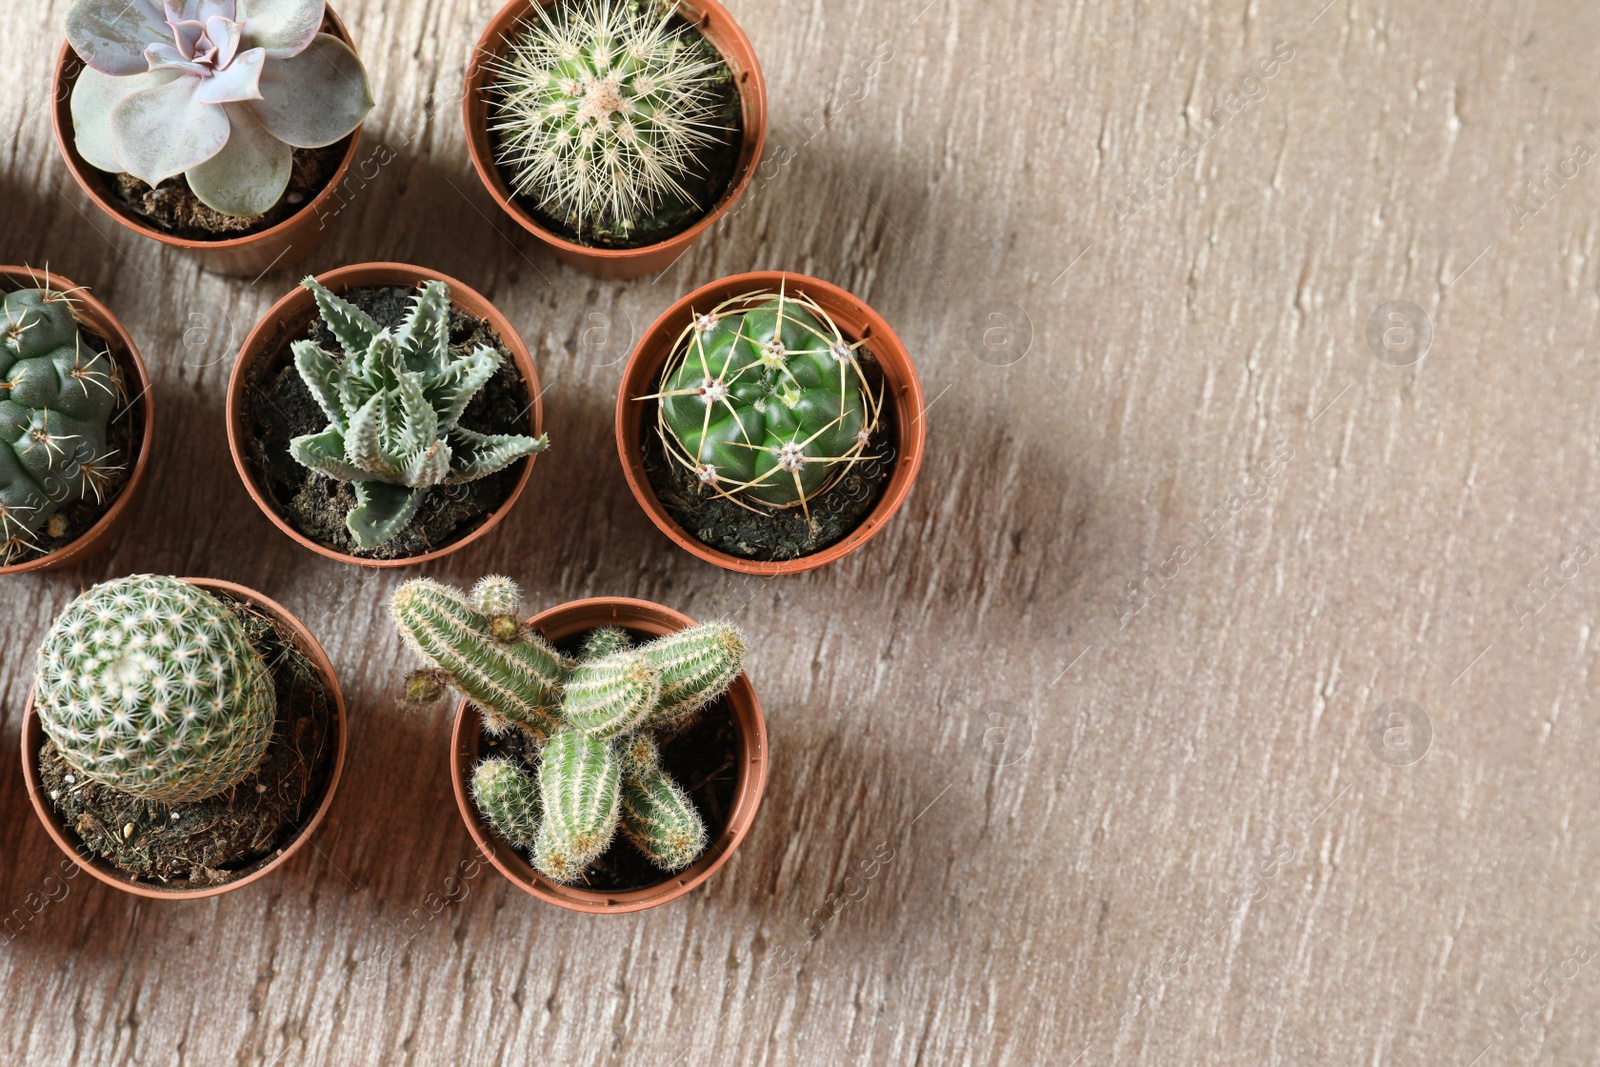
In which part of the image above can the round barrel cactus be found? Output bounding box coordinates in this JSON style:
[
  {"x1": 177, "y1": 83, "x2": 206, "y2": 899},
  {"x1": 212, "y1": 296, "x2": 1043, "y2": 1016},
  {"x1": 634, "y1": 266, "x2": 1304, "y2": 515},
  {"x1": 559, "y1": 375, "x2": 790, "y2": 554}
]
[
  {"x1": 654, "y1": 288, "x2": 881, "y2": 509},
  {"x1": 0, "y1": 287, "x2": 123, "y2": 564},
  {"x1": 35, "y1": 575, "x2": 277, "y2": 803}
]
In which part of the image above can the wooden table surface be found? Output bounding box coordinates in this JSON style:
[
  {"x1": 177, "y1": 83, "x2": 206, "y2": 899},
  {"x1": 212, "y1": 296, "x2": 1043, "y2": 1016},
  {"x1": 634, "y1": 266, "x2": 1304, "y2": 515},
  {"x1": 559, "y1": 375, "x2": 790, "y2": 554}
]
[{"x1": 5, "y1": 0, "x2": 1600, "y2": 1063}]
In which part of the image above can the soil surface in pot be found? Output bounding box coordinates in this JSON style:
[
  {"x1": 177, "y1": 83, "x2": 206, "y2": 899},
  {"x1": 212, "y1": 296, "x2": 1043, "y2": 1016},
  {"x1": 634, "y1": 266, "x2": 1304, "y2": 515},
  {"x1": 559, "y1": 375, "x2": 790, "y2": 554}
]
[
  {"x1": 3, "y1": 325, "x2": 143, "y2": 567},
  {"x1": 105, "y1": 139, "x2": 349, "y2": 241},
  {"x1": 242, "y1": 285, "x2": 532, "y2": 560},
  {"x1": 477, "y1": 627, "x2": 740, "y2": 893},
  {"x1": 38, "y1": 592, "x2": 337, "y2": 888},
  {"x1": 640, "y1": 356, "x2": 897, "y2": 561},
  {"x1": 486, "y1": 11, "x2": 742, "y2": 249}
]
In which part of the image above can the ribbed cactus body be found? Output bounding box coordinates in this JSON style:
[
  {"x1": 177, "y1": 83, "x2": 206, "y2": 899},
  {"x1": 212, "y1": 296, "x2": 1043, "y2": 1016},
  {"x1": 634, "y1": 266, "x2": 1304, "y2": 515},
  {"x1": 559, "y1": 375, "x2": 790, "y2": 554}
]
[
  {"x1": 615, "y1": 732, "x2": 659, "y2": 782},
  {"x1": 656, "y1": 289, "x2": 880, "y2": 510},
  {"x1": 563, "y1": 650, "x2": 660, "y2": 738},
  {"x1": 620, "y1": 766, "x2": 705, "y2": 872},
  {"x1": 489, "y1": 0, "x2": 730, "y2": 240},
  {"x1": 582, "y1": 626, "x2": 630, "y2": 659},
  {"x1": 0, "y1": 288, "x2": 123, "y2": 563},
  {"x1": 640, "y1": 621, "x2": 745, "y2": 731},
  {"x1": 390, "y1": 578, "x2": 567, "y2": 738},
  {"x1": 534, "y1": 728, "x2": 621, "y2": 882},
  {"x1": 471, "y1": 757, "x2": 542, "y2": 847},
  {"x1": 34, "y1": 575, "x2": 276, "y2": 803}
]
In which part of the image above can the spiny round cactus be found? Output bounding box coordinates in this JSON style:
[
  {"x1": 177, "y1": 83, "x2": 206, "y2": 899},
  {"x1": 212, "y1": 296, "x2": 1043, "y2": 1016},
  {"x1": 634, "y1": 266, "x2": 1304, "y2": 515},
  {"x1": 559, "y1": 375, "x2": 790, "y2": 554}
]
[
  {"x1": 562, "y1": 648, "x2": 661, "y2": 738},
  {"x1": 0, "y1": 286, "x2": 125, "y2": 564},
  {"x1": 390, "y1": 577, "x2": 569, "y2": 739},
  {"x1": 640, "y1": 621, "x2": 744, "y2": 732},
  {"x1": 472, "y1": 757, "x2": 542, "y2": 847},
  {"x1": 651, "y1": 287, "x2": 882, "y2": 515},
  {"x1": 488, "y1": 0, "x2": 731, "y2": 241},
  {"x1": 34, "y1": 575, "x2": 276, "y2": 803},
  {"x1": 534, "y1": 728, "x2": 621, "y2": 882},
  {"x1": 620, "y1": 766, "x2": 705, "y2": 871}
]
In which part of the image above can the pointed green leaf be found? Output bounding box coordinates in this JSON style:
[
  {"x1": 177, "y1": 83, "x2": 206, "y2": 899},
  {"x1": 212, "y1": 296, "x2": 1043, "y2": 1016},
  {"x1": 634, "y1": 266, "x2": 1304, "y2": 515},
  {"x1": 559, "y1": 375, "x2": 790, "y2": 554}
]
[
  {"x1": 425, "y1": 346, "x2": 501, "y2": 432},
  {"x1": 399, "y1": 440, "x2": 451, "y2": 487},
  {"x1": 448, "y1": 427, "x2": 548, "y2": 483},
  {"x1": 301, "y1": 277, "x2": 380, "y2": 357},
  {"x1": 344, "y1": 392, "x2": 392, "y2": 477},
  {"x1": 347, "y1": 481, "x2": 423, "y2": 549},
  {"x1": 394, "y1": 370, "x2": 438, "y2": 455},
  {"x1": 394, "y1": 281, "x2": 452, "y2": 374},
  {"x1": 290, "y1": 340, "x2": 347, "y2": 427},
  {"x1": 288, "y1": 427, "x2": 368, "y2": 481}
]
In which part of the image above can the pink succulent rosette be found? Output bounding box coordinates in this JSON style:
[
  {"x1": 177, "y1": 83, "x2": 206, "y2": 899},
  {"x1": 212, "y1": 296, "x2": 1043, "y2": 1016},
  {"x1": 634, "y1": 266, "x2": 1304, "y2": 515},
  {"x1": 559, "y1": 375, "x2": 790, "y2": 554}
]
[{"x1": 65, "y1": 0, "x2": 372, "y2": 216}]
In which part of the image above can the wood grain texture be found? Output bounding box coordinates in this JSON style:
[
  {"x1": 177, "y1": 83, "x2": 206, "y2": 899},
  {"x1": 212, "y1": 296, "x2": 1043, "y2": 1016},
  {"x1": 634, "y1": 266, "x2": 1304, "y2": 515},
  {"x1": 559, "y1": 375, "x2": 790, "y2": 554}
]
[{"x1": 4, "y1": 0, "x2": 1600, "y2": 1063}]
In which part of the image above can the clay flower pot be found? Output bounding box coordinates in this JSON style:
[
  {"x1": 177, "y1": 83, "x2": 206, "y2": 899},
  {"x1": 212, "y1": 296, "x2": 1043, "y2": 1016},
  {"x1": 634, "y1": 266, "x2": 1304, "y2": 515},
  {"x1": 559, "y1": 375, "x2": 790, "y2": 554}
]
[
  {"x1": 617, "y1": 271, "x2": 926, "y2": 574},
  {"x1": 20, "y1": 578, "x2": 347, "y2": 900},
  {"x1": 451, "y1": 596, "x2": 768, "y2": 913},
  {"x1": 50, "y1": 8, "x2": 364, "y2": 278},
  {"x1": 226, "y1": 262, "x2": 545, "y2": 568},
  {"x1": 0, "y1": 266, "x2": 153, "y2": 576},
  {"x1": 462, "y1": 0, "x2": 768, "y2": 279}
]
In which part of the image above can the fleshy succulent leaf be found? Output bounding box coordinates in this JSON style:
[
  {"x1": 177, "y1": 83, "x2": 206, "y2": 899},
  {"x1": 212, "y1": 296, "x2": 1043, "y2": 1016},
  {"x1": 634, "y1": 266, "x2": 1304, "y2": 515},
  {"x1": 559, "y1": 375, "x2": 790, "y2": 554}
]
[
  {"x1": 290, "y1": 338, "x2": 347, "y2": 426},
  {"x1": 393, "y1": 282, "x2": 452, "y2": 374},
  {"x1": 425, "y1": 347, "x2": 501, "y2": 430},
  {"x1": 302, "y1": 277, "x2": 380, "y2": 355},
  {"x1": 394, "y1": 370, "x2": 439, "y2": 455},
  {"x1": 248, "y1": 33, "x2": 372, "y2": 147},
  {"x1": 347, "y1": 481, "x2": 423, "y2": 550},
  {"x1": 184, "y1": 101, "x2": 290, "y2": 215},
  {"x1": 288, "y1": 427, "x2": 366, "y2": 481},
  {"x1": 67, "y1": 0, "x2": 171, "y2": 75},
  {"x1": 447, "y1": 428, "x2": 548, "y2": 482},
  {"x1": 71, "y1": 67, "x2": 177, "y2": 173},
  {"x1": 343, "y1": 392, "x2": 390, "y2": 476},
  {"x1": 190, "y1": 47, "x2": 265, "y2": 103},
  {"x1": 399, "y1": 441, "x2": 451, "y2": 488},
  {"x1": 108, "y1": 75, "x2": 230, "y2": 186},
  {"x1": 234, "y1": 0, "x2": 325, "y2": 58}
]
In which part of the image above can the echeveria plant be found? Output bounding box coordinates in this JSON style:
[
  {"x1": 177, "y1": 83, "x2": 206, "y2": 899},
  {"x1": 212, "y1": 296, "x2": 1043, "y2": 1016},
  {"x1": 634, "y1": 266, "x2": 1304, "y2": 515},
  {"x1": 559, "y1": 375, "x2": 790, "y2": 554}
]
[{"x1": 66, "y1": 0, "x2": 374, "y2": 217}]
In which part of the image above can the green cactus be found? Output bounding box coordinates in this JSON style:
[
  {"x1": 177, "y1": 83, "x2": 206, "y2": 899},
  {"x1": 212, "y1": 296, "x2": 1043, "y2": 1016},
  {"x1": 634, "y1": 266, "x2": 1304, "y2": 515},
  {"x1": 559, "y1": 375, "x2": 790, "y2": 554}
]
[
  {"x1": 620, "y1": 765, "x2": 706, "y2": 872},
  {"x1": 582, "y1": 626, "x2": 631, "y2": 659},
  {"x1": 615, "y1": 732, "x2": 659, "y2": 782},
  {"x1": 471, "y1": 757, "x2": 542, "y2": 847},
  {"x1": 0, "y1": 286, "x2": 125, "y2": 564},
  {"x1": 34, "y1": 575, "x2": 276, "y2": 803},
  {"x1": 534, "y1": 728, "x2": 621, "y2": 882},
  {"x1": 289, "y1": 277, "x2": 549, "y2": 550},
  {"x1": 390, "y1": 577, "x2": 569, "y2": 739},
  {"x1": 639, "y1": 621, "x2": 745, "y2": 732},
  {"x1": 562, "y1": 649, "x2": 661, "y2": 738},
  {"x1": 488, "y1": 0, "x2": 732, "y2": 243},
  {"x1": 650, "y1": 287, "x2": 881, "y2": 517}
]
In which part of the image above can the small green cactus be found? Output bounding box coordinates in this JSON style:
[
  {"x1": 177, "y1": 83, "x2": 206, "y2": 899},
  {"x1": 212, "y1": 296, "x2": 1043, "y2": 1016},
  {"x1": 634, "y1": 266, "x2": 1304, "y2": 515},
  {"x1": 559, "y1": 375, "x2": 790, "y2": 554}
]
[
  {"x1": 649, "y1": 287, "x2": 881, "y2": 518},
  {"x1": 472, "y1": 757, "x2": 542, "y2": 847},
  {"x1": 0, "y1": 286, "x2": 125, "y2": 564},
  {"x1": 534, "y1": 728, "x2": 621, "y2": 882},
  {"x1": 289, "y1": 277, "x2": 549, "y2": 550},
  {"x1": 620, "y1": 766, "x2": 705, "y2": 871},
  {"x1": 390, "y1": 577, "x2": 569, "y2": 739},
  {"x1": 488, "y1": 0, "x2": 732, "y2": 242},
  {"x1": 34, "y1": 575, "x2": 276, "y2": 803},
  {"x1": 391, "y1": 575, "x2": 747, "y2": 884}
]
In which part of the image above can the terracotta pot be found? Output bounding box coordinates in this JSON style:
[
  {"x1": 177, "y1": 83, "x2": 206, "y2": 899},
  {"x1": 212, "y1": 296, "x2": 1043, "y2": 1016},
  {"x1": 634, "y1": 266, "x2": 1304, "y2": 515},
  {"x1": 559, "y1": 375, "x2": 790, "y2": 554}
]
[
  {"x1": 51, "y1": 9, "x2": 364, "y2": 278},
  {"x1": 451, "y1": 597, "x2": 768, "y2": 913},
  {"x1": 20, "y1": 578, "x2": 347, "y2": 900},
  {"x1": 462, "y1": 0, "x2": 768, "y2": 279},
  {"x1": 616, "y1": 271, "x2": 926, "y2": 574},
  {"x1": 226, "y1": 262, "x2": 545, "y2": 568},
  {"x1": 0, "y1": 267, "x2": 153, "y2": 576}
]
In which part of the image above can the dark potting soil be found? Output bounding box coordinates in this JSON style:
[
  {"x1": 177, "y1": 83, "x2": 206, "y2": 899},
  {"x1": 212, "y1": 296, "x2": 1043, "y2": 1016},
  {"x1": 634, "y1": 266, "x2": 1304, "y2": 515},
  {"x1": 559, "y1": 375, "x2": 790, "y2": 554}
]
[
  {"x1": 4, "y1": 323, "x2": 142, "y2": 566},
  {"x1": 241, "y1": 285, "x2": 533, "y2": 560},
  {"x1": 640, "y1": 356, "x2": 898, "y2": 561},
  {"x1": 488, "y1": 13, "x2": 744, "y2": 249},
  {"x1": 107, "y1": 139, "x2": 350, "y2": 241},
  {"x1": 478, "y1": 627, "x2": 740, "y2": 893},
  {"x1": 38, "y1": 592, "x2": 337, "y2": 888}
]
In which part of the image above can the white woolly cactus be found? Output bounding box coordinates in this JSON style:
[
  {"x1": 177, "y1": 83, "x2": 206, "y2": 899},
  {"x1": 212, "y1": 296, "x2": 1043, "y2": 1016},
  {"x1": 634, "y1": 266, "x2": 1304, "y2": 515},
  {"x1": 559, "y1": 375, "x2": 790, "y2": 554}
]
[
  {"x1": 34, "y1": 575, "x2": 277, "y2": 803},
  {"x1": 488, "y1": 0, "x2": 731, "y2": 239},
  {"x1": 66, "y1": 0, "x2": 374, "y2": 217}
]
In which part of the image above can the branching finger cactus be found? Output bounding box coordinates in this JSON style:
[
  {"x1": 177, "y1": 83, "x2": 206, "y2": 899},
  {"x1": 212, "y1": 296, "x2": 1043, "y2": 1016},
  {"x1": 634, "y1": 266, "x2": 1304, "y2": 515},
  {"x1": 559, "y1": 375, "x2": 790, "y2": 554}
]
[
  {"x1": 391, "y1": 575, "x2": 747, "y2": 884},
  {"x1": 0, "y1": 286, "x2": 125, "y2": 564},
  {"x1": 66, "y1": 0, "x2": 374, "y2": 217},
  {"x1": 488, "y1": 0, "x2": 731, "y2": 241},
  {"x1": 471, "y1": 757, "x2": 542, "y2": 848},
  {"x1": 390, "y1": 577, "x2": 568, "y2": 738},
  {"x1": 34, "y1": 575, "x2": 276, "y2": 803},
  {"x1": 289, "y1": 277, "x2": 549, "y2": 550},
  {"x1": 648, "y1": 286, "x2": 882, "y2": 521}
]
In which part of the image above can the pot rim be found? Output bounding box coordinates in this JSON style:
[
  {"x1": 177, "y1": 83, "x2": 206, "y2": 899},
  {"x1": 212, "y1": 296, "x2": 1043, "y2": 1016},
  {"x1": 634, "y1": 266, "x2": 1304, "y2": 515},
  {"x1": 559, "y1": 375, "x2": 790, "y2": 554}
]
[
  {"x1": 0, "y1": 266, "x2": 154, "y2": 575},
  {"x1": 49, "y1": 7, "x2": 364, "y2": 255},
  {"x1": 461, "y1": 0, "x2": 768, "y2": 275},
  {"x1": 20, "y1": 577, "x2": 348, "y2": 900},
  {"x1": 449, "y1": 595, "x2": 768, "y2": 913},
  {"x1": 615, "y1": 270, "x2": 926, "y2": 574},
  {"x1": 224, "y1": 261, "x2": 545, "y2": 568}
]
